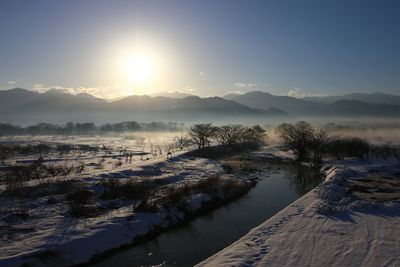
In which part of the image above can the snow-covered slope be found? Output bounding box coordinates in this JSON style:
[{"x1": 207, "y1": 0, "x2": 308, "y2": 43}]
[{"x1": 198, "y1": 161, "x2": 400, "y2": 267}]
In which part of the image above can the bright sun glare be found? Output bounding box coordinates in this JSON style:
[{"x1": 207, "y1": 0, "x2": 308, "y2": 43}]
[{"x1": 123, "y1": 54, "x2": 154, "y2": 85}]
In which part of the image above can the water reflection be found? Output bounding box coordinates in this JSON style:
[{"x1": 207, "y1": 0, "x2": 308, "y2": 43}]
[{"x1": 286, "y1": 164, "x2": 323, "y2": 194}]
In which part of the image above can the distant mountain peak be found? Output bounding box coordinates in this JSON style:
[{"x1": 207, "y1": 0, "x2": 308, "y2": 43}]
[
  {"x1": 42, "y1": 88, "x2": 71, "y2": 96},
  {"x1": 224, "y1": 90, "x2": 273, "y2": 100},
  {"x1": 6, "y1": 87, "x2": 31, "y2": 93},
  {"x1": 151, "y1": 91, "x2": 195, "y2": 99},
  {"x1": 75, "y1": 92, "x2": 99, "y2": 99},
  {"x1": 2, "y1": 87, "x2": 37, "y2": 96},
  {"x1": 242, "y1": 90, "x2": 272, "y2": 96}
]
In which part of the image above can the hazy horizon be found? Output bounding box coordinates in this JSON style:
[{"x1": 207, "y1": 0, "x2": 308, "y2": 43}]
[
  {"x1": 1, "y1": 0, "x2": 400, "y2": 99},
  {"x1": 3, "y1": 87, "x2": 400, "y2": 101}
]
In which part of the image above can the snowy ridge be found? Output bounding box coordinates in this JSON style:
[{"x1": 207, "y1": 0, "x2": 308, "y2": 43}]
[{"x1": 197, "y1": 160, "x2": 400, "y2": 267}]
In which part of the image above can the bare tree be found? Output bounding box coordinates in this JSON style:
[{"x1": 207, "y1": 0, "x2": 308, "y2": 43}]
[
  {"x1": 214, "y1": 124, "x2": 244, "y2": 148},
  {"x1": 174, "y1": 134, "x2": 192, "y2": 151},
  {"x1": 155, "y1": 145, "x2": 163, "y2": 155},
  {"x1": 276, "y1": 121, "x2": 314, "y2": 162},
  {"x1": 311, "y1": 127, "x2": 339, "y2": 165},
  {"x1": 150, "y1": 142, "x2": 157, "y2": 157},
  {"x1": 241, "y1": 125, "x2": 266, "y2": 147},
  {"x1": 189, "y1": 123, "x2": 218, "y2": 150},
  {"x1": 136, "y1": 138, "x2": 146, "y2": 160}
]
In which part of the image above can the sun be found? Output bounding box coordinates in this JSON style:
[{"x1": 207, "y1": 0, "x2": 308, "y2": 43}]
[{"x1": 123, "y1": 54, "x2": 154, "y2": 85}]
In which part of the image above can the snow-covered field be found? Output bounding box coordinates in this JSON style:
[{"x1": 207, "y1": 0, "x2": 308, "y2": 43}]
[
  {"x1": 198, "y1": 159, "x2": 400, "y2": 267},
  {"x1": 1, "y1": 135, "x2": 399, "y2": 267},
  {"x1": 0, "y1": 133, "x2": 179, "y2": 175},
  {"x1": 0, "y1": 135, "x2": 252, "y2": 267}
]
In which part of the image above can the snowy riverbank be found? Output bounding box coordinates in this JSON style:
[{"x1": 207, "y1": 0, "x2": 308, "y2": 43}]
[
  {"x1": 0, "y1": 154, "x2": 253, "y2": 267},
  {"x1": 198, "y1": 159, "x2": 400, "y2": 267}
]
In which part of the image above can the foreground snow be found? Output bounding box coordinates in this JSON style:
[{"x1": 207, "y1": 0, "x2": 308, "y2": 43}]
[
  {"x1": 198, "y1": 160, "x2": 400, "y2": 267},
  {"x1": 0, "y1": 153, "x2": 252, "y2": 267}
]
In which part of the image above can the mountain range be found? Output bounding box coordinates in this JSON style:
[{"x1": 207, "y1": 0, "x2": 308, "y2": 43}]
[
  {"x1": 225, "y1": 91, "x2": 400, "y2": 117},
  {"x1": 0, "y1": 88, "x2": 286, "y2": 124},
  {"x1": 0, "y1": 88, "x2": 399, "y2": 124},
  {"x1": 303, "y1": 92, "x2": 400, "y2": 105}
]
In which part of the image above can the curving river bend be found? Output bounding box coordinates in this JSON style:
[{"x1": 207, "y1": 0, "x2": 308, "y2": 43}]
[{"x1": 90, "y1": 156, "x2": 321, "y2": 267}]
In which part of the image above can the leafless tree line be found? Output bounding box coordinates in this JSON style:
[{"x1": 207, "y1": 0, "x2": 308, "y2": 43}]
[
  {"x1": 0, "y1": 121, "x2": 185, "y2": 136},
  {"x1": 276, "y1": 121, "x2": 376, "y2": 165},
  {"x1": 174, "y1": 123, "x2": 266, "y2": 152}
]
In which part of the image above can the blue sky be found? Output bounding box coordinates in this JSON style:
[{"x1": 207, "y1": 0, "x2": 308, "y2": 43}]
[{"x1": 0, "y1": 0, "x2": 399, "y2": 98}]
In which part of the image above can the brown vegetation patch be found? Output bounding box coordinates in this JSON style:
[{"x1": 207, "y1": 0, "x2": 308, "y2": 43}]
[{"x1": 348, "y1": 176, "x2": 400, "y2": 201}]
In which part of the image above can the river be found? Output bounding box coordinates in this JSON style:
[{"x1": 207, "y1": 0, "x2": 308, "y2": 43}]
[{"x1": 90, "y1": 158, "x2": 321, "y2": 267}]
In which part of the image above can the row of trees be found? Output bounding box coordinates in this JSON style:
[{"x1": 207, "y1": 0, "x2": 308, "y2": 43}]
[
  {"x1": 276, "y1": 121, "x2": 371, "y2": 164},
  {"x1": 175, "y1": 123, "x2": 266, "y2": 151},
  {"x1": 0, "y1": 121, "x2": 185, "y2": 136}
]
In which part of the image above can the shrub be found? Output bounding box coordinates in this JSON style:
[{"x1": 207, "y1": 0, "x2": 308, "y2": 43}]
[
  {"x1": 66, "y1": 189, "x2": 95, "y2": 217},
  {"x1": 47, "y1": 196, "x2": 57, "y2": 204},
  {"x1": 327, "y1": 137, "x2": 370, "y2": 159},
  {"x1": 100, "y1": 178, "x2": 153, "y2": 200},
  {"x1": 114, "y1": 160, "x2": 123, "y2": 168},
  {"x1": 0, "y1": 145, "x2": 13, "y2": 165},
  {"x1": 135, "y1": 198, "x2": 158, "y2": 212}
]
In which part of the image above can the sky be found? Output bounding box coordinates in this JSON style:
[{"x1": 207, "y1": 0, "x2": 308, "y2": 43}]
[{"x1": 0, "y1": 0, "x2": 399, "y2": 98}]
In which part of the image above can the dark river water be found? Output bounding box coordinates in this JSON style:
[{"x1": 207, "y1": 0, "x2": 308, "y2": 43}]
[{"x1": 90, "y1": 163, "x2": 321, "y2": 267}]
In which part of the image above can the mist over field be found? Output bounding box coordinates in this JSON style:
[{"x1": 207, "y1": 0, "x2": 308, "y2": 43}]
[{"x1": 264, "y1": 122, "x2": 400, "y2": 145}]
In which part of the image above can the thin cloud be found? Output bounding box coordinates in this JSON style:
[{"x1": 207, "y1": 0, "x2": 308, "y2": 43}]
[
  {"x1": 232, "y1": 82, "x2": 271, "y2": 96},
  {"x1": 287, "y1": 88, "x2": 321, "y2": 98},
  {"x1": 225, "y1": 90, "x2": 246, "y2": 95},
  {"x1": 199, "y1": 72, "x2": 206, "y2": 81},
  {"x1": 32, "y1": 84, "x2": 133, "y2": 99},
  {"x1": 33, "y1": 84, "x2": 50, "y2": 93},
  {"x1": 234, "y1": 82, "x2": 259, "y2": 88},
  {"x1": 8, "y1": 81, "x2": 16, "y2": 85},
  {"x1": 183, "y1": 86, "x2": 197, "y2": 92}
]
